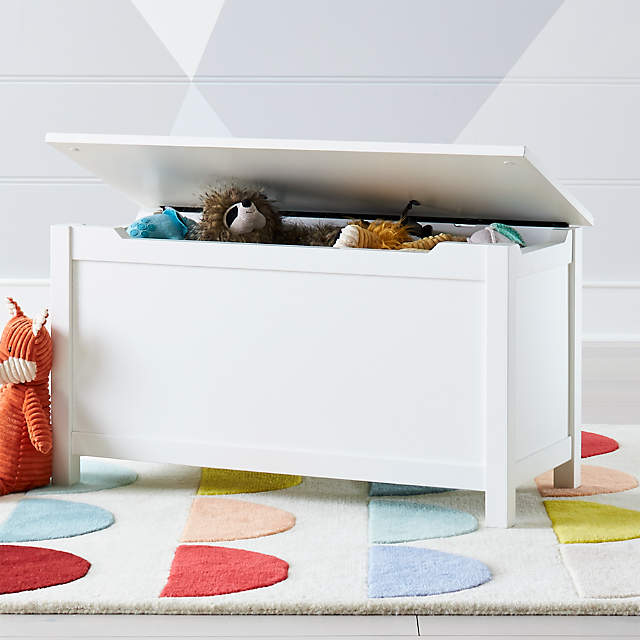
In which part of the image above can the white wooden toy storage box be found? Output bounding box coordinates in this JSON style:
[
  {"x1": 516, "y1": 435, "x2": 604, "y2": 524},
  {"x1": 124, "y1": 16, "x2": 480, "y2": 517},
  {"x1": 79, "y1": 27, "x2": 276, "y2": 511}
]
[{"x1": 46, "y1": 134, "x2": 593, "y2": 527}]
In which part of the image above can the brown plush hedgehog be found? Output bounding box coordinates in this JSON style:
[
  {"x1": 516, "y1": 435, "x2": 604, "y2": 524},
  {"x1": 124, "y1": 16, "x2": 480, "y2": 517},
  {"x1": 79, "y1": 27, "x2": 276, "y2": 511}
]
[{"x1": 196, "y1": 186, "x2": 342, "y2": 247}]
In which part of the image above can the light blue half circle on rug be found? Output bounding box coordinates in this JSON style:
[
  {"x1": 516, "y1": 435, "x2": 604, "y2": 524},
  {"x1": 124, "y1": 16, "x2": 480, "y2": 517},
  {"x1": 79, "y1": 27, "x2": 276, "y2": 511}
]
[
  {"x1": 369, "y1": 482, "x2": 453, "y2": 497},
  {"x1": 368, "y1": 545, "x2": 491, "y2": 598},
  {"x1": 369, "y1": 499, "x2": 478, "y2": 543},
  {"x1": 0, "y1": 498, "x2": 114, "y2": 542},
  {"x1": 30, "y1": 459, "x2": 137, "y2": 494}
]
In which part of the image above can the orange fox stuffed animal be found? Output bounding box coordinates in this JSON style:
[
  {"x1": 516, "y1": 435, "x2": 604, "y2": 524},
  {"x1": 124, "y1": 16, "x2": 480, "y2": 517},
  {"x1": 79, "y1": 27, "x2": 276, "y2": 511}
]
[{"x1": 0, "y1": 298, "x2": 53, "y2": 495}]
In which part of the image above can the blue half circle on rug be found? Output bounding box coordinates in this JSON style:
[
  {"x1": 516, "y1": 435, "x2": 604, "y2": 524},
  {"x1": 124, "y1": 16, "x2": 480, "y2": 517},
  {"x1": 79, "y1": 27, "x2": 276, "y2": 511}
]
[
  {"x1": 30, "y1": 459, "x2": 137, "y2": 494},
  {"x1": 369, "y1": 482, "x2": 453, "y2": 496},
  {"x1": 369, "y1": 499, "x2": 478, "y2": 543},
  {"x1": 0, "y1": 498, "x2": 114, "y2": 542},
  {"x1": 368, "y1": 545, "x2": 492, "y2": 598}
]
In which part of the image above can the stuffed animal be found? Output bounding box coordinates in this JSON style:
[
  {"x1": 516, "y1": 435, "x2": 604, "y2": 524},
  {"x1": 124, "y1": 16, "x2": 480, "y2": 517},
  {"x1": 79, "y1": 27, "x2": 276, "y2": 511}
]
[
  {"x1": 127, "y1": 208, "x2": 198, "y2": 240},
  {"x1": 334, "y1": 220, "x2": 413, "y2": 249},
  {"x1": 0, "y1": 298, "x2": 53, "y2": 495},
  {"x1": 467, "y1": 223, "x2": 526, "y2": 247},
  {"x1": 334, "y1": 220, "x2": 467, "y2": 251},
  {"x1": 402, "y1": 232, "x2": 468, "y2": 251},
  {"x1": 195, "y1": 186, "x2": 342, "y2": 247}
]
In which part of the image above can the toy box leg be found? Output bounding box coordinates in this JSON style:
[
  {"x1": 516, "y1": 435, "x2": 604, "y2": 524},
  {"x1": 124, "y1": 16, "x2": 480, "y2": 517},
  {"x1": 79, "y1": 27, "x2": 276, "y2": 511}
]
[
  {"x1": 53, "y1": 451, "x2": 80, "y2": 486},
  {"x1": 485, "y1": 482, "x2": 516, "y2": 528},
  {"x1": 484, "y1": 246, "x2": 517, "y2": 528},
  {"x1": 51, "y1": 224, "x2": 80, "y2": 486},
  {"x1": 554, "y1": 415, "x2": 581, "y2": 489},
  {"x1": 554, "y1": 455, "x2": 580, "y2": 489},
  {"x1": 554, "y1": 228, "x2": 582, "y2": 490}
]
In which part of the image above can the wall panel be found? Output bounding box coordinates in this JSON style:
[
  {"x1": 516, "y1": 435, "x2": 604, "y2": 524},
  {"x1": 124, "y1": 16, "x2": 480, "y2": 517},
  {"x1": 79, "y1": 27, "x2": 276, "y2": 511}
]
[
  {"x1": 1, "y1": 0, "x2": 639, "y2": 353},
  {"x1": 497, "y1": 0, "x2": 640, "y2": 80},
  {"x1": 456, "y1": 84, "x2": 640, "y2": 180},
  {"x1": 569, "y1": 185, "x2": 640, "y2": 281},
  {"x1": 0, "y1": 84, "x2": 186, "y2": 177},
  {"x1": 197, "y1": 83, "x2": 497, "y2": 142},
  {"x1": 0, "y1": 184, "x2": 137, "y2": 278},
  {"x1": 198, "y1": 0, "x2": 561, "y2": 78},
  {"x1": 0, "y1": 0, "x2": 183, "y2": 77}
]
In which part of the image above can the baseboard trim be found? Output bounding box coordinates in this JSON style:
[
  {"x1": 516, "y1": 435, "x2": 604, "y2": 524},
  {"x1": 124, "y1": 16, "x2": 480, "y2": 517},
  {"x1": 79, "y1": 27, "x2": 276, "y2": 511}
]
[
  {"x1": 584, "y1": 280, "x2": 640, "y2": 289},
  {"x1": 583, "y1": 335, "x2": 640, "y2": 343},
  {"x1": 0, "y1": 278, "x2": 50, "y2": 286}
]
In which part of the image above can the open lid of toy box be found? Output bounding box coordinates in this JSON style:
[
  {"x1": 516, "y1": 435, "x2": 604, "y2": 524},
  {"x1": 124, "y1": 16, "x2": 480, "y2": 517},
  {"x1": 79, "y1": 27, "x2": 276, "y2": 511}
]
[{"x1": 45, "y1": 134, "x2": 593, "y2": 227}]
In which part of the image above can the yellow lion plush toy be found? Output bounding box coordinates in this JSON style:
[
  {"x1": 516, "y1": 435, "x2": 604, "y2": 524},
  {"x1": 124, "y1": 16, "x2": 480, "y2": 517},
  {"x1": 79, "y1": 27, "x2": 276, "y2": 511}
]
[{"x1": 333, "y1": 220, "x2": 466, "y2": 251}]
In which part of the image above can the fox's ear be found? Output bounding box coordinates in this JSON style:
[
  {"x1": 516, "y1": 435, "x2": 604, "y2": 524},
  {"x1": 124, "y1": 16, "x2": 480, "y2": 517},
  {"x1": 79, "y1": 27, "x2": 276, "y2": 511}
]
[
  {"x1": 32, "y1": 309, "x2": 49, "y2": 336},
  {"x1": 6, "y1": 297, "x2": 23, "y2": 318}
]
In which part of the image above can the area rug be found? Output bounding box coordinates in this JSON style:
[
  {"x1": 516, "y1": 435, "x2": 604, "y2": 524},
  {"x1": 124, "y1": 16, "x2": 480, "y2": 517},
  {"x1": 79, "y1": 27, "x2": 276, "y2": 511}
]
[{"x1": 0, "y1": 426, "x2": 639, "y2": 614}]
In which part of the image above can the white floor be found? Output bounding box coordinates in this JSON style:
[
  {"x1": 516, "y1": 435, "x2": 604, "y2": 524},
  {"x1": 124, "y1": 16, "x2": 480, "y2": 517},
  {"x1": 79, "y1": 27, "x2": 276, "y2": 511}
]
[{"x1": 1, "y1": 614, "x2": 640, "y2": 639}]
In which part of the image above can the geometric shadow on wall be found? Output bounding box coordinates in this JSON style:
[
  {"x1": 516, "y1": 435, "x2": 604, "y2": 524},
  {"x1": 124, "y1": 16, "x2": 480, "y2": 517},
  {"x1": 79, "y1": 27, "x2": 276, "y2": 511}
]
[{"x1": 193, "y1": 1, "x2": 563, "y2": 141}]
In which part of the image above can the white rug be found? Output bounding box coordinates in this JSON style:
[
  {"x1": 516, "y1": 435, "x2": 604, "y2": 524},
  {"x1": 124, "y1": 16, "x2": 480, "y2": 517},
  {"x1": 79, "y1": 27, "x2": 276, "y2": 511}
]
[
  {"x1": 0, "y1": 426, "x2": 639, "y2": 614},
  {"x1": 560, "y1": 539, "x2": 640, "y2": 599}
]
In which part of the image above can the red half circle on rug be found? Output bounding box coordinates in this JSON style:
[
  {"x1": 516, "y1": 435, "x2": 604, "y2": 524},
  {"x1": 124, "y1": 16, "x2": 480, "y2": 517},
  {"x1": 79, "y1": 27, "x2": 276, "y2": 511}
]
[
  {"x1": 0, "y1": 545, "x2": 90, "y2": 594},
  {"x1": 160, "y1": 545, "x2": 289, "y2": 597},
  {"x1": 582, "y1": 431, "x2": 619, "y2": 458}
]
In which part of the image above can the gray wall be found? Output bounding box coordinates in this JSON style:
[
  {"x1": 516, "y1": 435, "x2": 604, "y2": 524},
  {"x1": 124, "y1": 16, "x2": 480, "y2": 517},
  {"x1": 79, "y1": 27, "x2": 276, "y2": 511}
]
[{"x1": 1, "y1": 0, "x2": 640, "y2": 342}]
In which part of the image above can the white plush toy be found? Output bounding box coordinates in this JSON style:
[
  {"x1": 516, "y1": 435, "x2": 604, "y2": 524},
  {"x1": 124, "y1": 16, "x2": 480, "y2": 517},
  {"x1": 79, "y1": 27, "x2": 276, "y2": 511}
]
[{"x1": 467, "y1": 222, "x2": 526, "y2": 247}]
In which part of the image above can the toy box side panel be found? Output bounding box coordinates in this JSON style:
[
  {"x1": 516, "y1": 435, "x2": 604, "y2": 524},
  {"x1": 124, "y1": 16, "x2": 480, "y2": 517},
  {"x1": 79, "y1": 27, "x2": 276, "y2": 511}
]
[
  {"x1": 70, "y1": 257, "x2": 486, "y2": 487},
  {"x1": 513, "y1": 261, "x2": 569, "y2": 466}
]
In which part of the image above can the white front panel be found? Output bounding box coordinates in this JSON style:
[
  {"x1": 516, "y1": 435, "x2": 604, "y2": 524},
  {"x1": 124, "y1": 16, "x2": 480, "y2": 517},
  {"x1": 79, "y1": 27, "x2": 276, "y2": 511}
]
[{"x1": 72, "y1": 260, "x2": 485, "y2": 469}]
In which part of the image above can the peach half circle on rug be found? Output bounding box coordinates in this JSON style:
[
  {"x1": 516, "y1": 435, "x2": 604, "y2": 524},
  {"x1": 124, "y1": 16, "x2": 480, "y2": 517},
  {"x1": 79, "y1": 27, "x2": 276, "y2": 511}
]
[
  {"x1": 535, "y1": 465, "x2": 638, "y2": 498},
  {"x1": 181, "y1": 497, "x2": 295, "y2": 542}
]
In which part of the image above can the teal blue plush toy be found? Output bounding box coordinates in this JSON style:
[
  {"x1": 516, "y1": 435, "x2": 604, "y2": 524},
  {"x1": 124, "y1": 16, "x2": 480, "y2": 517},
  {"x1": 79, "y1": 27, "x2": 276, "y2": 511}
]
[
  {"x1": 490, "y1": 223, "x2": 525, "y2": 246},
  {"x1": 127, "y1": 208, "x2": 196, "y2": 240}
]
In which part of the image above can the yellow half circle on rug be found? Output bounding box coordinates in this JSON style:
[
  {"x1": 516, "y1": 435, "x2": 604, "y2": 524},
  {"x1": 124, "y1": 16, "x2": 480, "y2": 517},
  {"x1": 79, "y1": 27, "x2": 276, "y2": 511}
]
[
  {"x1": 544, "y1": 500, "x2": 640, "y2": 544},
  {"x1": 198, "y1": 468, "x2": 302, "y2": 495}
]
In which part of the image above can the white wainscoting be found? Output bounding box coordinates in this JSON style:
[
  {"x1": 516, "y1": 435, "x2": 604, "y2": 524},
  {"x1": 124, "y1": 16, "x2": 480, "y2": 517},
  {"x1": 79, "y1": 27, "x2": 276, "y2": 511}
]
[
  {"x1": 583, "y1": 342, "x2": 640, "y2": 425},
  {"x1": 0, "y1": 279, "x2": 50, "y2": 315},
  {"x1": 0, "y1": 182, "x2": 138, "y2": 278},
  {"x1": 583, "y1": 281, "x2": 640, "y2": 343},
  {"x1": 582, "y1": 281, "x2": 640, "y2": 424}
]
